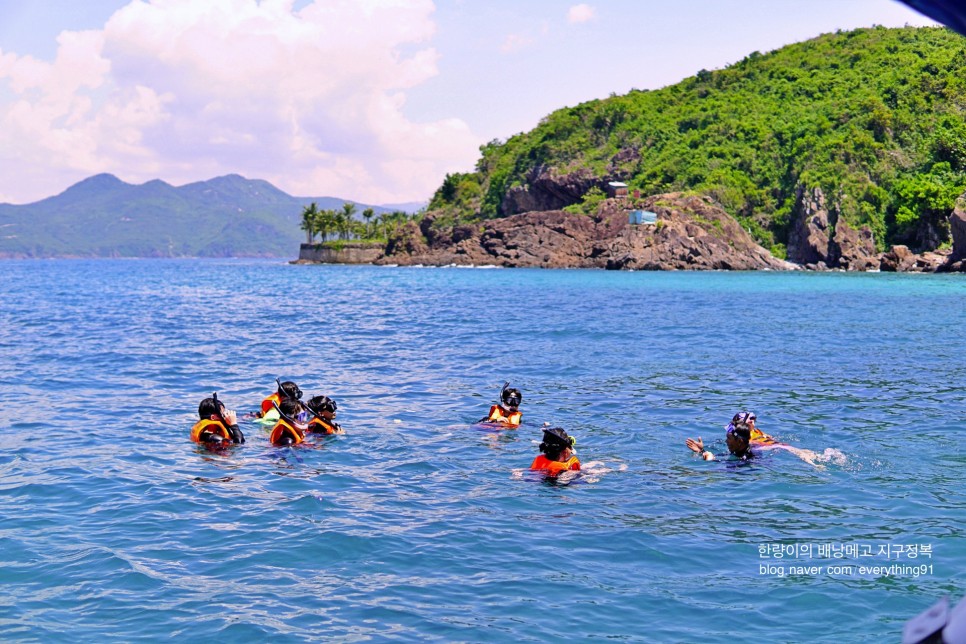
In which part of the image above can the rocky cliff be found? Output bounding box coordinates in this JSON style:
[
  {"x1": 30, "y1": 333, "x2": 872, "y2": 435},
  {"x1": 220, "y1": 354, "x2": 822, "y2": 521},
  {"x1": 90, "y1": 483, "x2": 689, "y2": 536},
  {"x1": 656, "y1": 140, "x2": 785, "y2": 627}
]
[
  {"x1": 293, "y1": 189, "x2": 966, "y2": 273},
  {"x1": 378, "y1": 194, "x2": 793, "y2": 271}
]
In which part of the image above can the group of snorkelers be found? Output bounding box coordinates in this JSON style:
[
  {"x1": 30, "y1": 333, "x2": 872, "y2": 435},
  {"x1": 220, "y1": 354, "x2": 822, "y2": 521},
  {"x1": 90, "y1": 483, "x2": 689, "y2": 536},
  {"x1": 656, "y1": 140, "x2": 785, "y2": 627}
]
[
  {"x1": 190, "y1": 379, "x2": 582, "y2": 478},
  {"x1": 478, "y1": 382, "x2": 581, "y2": 477},
  {"x1": 191, "y1": 379, "x2": 816, "y2": 474},
  {"x1": 190, "y1": 379, "x2": 343, "y2": 449}
]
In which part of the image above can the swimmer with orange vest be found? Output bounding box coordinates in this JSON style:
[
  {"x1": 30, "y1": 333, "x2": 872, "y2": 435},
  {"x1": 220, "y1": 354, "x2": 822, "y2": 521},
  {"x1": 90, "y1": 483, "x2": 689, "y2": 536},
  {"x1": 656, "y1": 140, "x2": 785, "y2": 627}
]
[
  {"x1": 256, "y1": 379, "x2": 303, "y2": 421},
  {"x1": 530, "y1": 427, "x2": 581, "y2": 477},
  {"x1": 268, "y1": 398, "x2": 308, "y2": 446},
  {"x1": 304, "y1": 395, "x2": 344, "y2": 435},
  {"x1": 190, "y1": 393, "x2": 245, "y2": 447},
  {"x1": 687, "y1": 411, "x2": 840, "y2": 468},
  {"x1": 479, "y1": 382, "x2": 523, "y2": 428}
]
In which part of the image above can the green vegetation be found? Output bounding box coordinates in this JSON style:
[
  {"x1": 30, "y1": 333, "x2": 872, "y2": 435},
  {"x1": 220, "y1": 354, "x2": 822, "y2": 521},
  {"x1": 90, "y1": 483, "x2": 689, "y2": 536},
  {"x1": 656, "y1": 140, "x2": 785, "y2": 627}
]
[
  {"x1": 429, "y1": 27, "x2": 966, "y2": 253},
  {"x1": 563, "y1": 186, "x2": 607, "y2": 215},
  {"x1": 300, "y1": 202, "x2": 416, "y2": 244},
  {"x1": 316, "y1": 238, "x2": 385, "y2": 251},
  {"x1": 426, "y1": 172, "x2": 484, "y2": 226}
]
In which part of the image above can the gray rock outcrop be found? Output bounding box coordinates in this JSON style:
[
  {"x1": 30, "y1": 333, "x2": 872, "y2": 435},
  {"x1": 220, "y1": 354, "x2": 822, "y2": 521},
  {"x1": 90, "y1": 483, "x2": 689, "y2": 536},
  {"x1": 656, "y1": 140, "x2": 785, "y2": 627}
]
[
  {"x1": 787, "y1": 186, "x2": 832, "y2": 265},
  {"x1": 500, "y1": 166, "x2": 598, "y2": 215},
  {"x1": 378, "y1": 194, "x2": 792, "y2": 271},
  {"x1": 829, "y1": 218, "x2": 878, "y2": 271}
]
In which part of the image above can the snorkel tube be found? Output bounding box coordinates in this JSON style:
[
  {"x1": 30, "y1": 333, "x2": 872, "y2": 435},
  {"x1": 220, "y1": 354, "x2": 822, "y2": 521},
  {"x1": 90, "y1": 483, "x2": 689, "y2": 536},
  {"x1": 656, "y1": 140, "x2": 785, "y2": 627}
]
[
  {"x1": 212, "y1": 392, "x2": 244, "y2": 444},
  {"x1": 300, "y1": 400, "x2": 325, "y2": 424},
  {"x1": 272, "y1": 399, "x2": 303, "y2": 426},
  {"x1": 212, "y1": 391, "x2": 224, "y2": 422},
  {"x1": 270, "y1": 400, "x2": 306, "y2": 445}
]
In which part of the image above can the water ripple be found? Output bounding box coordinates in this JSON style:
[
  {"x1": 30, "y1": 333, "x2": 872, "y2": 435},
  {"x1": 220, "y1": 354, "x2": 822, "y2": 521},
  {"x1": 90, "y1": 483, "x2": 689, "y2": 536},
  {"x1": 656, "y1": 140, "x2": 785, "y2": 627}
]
[{"x1": 0, "y1": 260, "x2": 962, "y2": 641}]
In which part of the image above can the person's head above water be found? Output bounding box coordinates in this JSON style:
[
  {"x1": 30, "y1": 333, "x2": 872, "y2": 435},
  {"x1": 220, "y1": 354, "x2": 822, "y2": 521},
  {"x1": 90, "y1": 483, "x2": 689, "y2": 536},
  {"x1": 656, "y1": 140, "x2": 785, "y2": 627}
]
[
  {"x1": 306, "y1": 395, "x2": 337, "y2": 417},
  {"x1": 277, "y1": 380, "x2": 303, "y2": 401},
  {"x1": 278, "y1": 397, "x2": 304, "y2": 421},
  {"x1": 539, "y1": 427, "x2": 575, "y2": 461},
  {"x1": 198, "y1": 393, "x2": 226, "y2": 420},
  {"x1": 501, "y1": 382, "x2": 522, "y2": 410}
]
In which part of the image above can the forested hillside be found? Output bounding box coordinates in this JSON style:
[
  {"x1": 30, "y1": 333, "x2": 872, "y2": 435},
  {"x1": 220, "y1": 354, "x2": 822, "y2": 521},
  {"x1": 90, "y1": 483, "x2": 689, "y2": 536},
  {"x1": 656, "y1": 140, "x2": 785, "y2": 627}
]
[{"x1": 429, "y1": 26, "x2": 966, "y2": 257}]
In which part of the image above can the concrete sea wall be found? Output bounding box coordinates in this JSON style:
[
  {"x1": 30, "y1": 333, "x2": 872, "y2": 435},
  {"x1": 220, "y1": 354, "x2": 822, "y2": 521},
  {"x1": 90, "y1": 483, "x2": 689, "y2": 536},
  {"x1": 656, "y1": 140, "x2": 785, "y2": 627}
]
[{"x1": 295, "y1": 242, "x2": 384, "y2": 264}]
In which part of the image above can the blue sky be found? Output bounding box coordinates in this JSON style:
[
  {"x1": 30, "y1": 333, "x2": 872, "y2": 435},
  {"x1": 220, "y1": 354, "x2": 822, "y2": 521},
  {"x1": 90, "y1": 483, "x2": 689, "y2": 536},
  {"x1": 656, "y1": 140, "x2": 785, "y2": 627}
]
[{"x1": 0, "y1": 1, "x2": 938, "y2": 205}]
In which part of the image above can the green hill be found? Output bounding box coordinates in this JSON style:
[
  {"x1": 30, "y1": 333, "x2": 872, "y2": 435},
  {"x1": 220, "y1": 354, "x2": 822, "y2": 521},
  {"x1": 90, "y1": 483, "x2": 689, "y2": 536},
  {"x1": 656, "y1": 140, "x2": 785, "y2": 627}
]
[
  {"x1": 428, "y1": 26, "x2": 966, "y2": 256},
  {"x1": 0, "y1": 174, "x2": 395, "y2": 258}
]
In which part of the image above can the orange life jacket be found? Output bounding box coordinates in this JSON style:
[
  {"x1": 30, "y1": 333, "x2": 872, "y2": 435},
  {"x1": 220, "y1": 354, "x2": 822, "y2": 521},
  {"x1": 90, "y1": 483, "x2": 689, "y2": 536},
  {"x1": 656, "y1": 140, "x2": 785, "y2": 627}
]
[
  {"x1": 261, "y1": 393, "x2": 282, "y2": 414},
  {"x1": 190, "y1": 418, "x2": 231, "y2": 443},
  {"x1": 307, "y1": 417, "x2": 342, "y2": 435},
  {"x1": 488, "y1": 404, "x2": 522, "y2": 427},
  {"x1": 269, "y1": 418, "x2": 305, "y2": 446},
  {"x1": 750, "y1": 428, "x2": 779, "y2": 445},
  {"x1": 530, "y1": 454, "x2": 581, "y2": 477}
]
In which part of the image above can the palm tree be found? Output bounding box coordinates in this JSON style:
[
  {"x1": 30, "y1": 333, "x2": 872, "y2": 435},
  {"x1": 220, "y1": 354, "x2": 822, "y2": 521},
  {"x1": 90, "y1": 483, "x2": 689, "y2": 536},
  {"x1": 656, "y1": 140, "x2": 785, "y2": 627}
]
[
  {"x1": 300, "y1": 202, "x2": 319, "y2": 243},
  {"x1": 333, "y1": 209, "x2": 348, "y2": 241},
  {"x1": 314, "y1": 208, "x2": 335, "y2": 242},
  {"x1": 362, "y1": 207, "x2": 375, "y2": 239},
  {"x1": 340, "y1": 202, "x2": 357, "y2": 240}
]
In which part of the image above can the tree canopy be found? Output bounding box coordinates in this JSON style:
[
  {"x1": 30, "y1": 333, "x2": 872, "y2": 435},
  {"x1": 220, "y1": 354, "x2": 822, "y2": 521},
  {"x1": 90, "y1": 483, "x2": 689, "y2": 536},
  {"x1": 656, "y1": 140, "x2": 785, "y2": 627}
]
[{"x1": 428, "y1": 26, "x2": 966, "y2": 255}]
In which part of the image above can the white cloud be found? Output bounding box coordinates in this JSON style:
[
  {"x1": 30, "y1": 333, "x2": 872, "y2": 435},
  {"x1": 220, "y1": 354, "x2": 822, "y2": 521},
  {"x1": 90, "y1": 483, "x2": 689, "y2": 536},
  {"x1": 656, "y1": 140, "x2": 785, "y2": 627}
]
[
  {"x1": 0, "y1": 0, "x2": 479, "y2": 204},
  {"x1": 567, "y1": 4, "x2": 595, "y2": 24}
]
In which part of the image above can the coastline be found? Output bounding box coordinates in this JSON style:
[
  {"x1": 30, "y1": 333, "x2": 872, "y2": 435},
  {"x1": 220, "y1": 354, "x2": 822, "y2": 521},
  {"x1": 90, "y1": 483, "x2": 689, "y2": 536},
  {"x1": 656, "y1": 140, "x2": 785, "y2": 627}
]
[{"x1": 294, "y1": 194, "x2": 966, "y2": 273}]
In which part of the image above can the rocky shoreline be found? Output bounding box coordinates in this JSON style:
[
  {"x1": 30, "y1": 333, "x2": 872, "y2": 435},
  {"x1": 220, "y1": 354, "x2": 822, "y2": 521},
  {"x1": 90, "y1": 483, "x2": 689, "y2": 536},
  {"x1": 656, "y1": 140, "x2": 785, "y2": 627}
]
[{"x1": 295, "y1": 192, "x2": 966, "y2": 273}]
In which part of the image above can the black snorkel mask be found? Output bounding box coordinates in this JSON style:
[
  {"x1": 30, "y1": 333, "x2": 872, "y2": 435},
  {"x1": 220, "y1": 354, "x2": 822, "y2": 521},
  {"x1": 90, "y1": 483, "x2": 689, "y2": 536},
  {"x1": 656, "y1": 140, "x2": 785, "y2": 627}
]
[
  {"x1": 501, "y1": 382, "x2": 522, "y2": 408},
  {"x1": 309, "y1": 396, "x2": 337, "y2": 414}
]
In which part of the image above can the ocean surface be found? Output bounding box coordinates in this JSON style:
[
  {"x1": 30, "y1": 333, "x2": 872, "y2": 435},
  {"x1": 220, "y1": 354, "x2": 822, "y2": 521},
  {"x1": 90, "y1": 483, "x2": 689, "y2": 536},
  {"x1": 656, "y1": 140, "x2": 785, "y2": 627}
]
[{"x1": 0, "y1": 259, "x2": 963, "y2": 642}]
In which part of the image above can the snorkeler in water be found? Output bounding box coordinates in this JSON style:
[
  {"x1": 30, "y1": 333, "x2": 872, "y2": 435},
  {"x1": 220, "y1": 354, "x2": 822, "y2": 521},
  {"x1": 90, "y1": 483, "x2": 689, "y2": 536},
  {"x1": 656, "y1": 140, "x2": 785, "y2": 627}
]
[
  {"x1": 190, "y1": 393, "x2": 245, "y2": 446},
  {"x1": 304, "y1": 395, "x2": 344, "y2": 435},
  {"x1": 530, "y1": 427, "x2": 581, "y2": 477},
  {"x1": 268, "y1": 398, "x2": 308, "y2": 446},
  {"x1": 256, "y1": 379, "x2": 303, "y2": 421},
  {"x1": 480, "y1": 382, "x2": 523, "y2": 427},
  {"x1": 686, "y1": 419, "x2": 755, "y2": 461},
  {"x1": 686, "y1": 412, "x2": 835, "y2": 467}
]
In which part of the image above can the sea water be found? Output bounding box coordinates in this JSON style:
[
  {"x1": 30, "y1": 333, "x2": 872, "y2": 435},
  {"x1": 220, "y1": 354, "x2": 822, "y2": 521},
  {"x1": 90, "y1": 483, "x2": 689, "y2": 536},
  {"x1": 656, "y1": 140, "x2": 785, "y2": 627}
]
[{"x1": 0, "y1": 259, "x2": 963, "y2": 642}]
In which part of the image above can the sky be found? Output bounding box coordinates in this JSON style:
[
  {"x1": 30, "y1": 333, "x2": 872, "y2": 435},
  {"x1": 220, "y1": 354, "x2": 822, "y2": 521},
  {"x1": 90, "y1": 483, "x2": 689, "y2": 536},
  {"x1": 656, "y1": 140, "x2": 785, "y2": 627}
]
[{"x1": 0, "y1": 0, "x2": 939, "y2": 206}]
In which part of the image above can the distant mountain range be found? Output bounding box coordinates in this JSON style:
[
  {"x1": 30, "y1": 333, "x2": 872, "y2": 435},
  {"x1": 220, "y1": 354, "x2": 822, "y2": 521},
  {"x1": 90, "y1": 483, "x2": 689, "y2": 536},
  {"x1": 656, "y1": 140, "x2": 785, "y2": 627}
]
[{"x1": 0, "y1": 174, "x2": 420, "y2": 258}]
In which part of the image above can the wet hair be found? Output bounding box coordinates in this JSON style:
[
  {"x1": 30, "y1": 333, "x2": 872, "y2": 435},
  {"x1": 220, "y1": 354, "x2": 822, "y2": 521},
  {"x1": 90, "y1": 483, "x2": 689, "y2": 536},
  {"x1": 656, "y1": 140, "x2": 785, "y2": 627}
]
[
  {"x1": 729, "y1": 426, "x2": 751, "y2": 442},
  {"x1": 198, "y1": 396, "x2": 225, "y2": 419},
  {"x1": 726, "y1": 425, "x2": 752, "y2": 455},
  {"x1": 539, "y1": 427, "x2": 574, "y2": 460},
  {"x1": 278, "y1": 380, "x2": 303, "y2": 400},
  {"x1": 306, "y1": 395, "x2": 337, "y2": 414},
  {"x1": 278, "y1": 398, "x2": 304, "y2": 419}
]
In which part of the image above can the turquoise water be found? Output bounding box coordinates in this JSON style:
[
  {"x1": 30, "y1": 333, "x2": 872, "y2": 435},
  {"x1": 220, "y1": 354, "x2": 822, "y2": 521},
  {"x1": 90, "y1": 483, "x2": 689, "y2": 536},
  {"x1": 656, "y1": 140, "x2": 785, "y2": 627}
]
[{"x1": 0, "y1": 260, "x2": 963, "y2": 642}]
